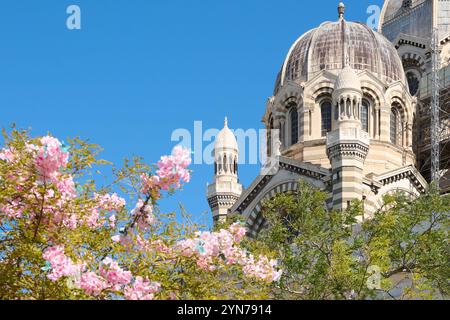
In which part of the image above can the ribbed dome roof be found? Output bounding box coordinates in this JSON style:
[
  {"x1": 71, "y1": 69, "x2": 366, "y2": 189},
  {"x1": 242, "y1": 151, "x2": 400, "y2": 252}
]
[
  {"x1": 215, "y1": 118, "x2": 238, "y2": 151},
  {"x1": 274, "y1": 12, "x2": 405, "y2": 95},
  {"x1": 335, "y1": 65, "x2": 361, "y2": 91}
]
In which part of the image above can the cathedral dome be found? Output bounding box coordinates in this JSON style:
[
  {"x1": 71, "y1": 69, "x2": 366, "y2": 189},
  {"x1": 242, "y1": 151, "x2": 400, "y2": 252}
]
[
  {"x1": 215, "y1": 118, "x2": 238, "y2": 151},
  {"x1": 274, "y1": 5, "x2": 406, "y2": 94}
]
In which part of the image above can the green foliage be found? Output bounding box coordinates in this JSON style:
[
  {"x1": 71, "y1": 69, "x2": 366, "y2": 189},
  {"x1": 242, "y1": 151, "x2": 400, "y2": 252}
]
[{"x1": 259, "y1": 181, "x2": 449, "y2": 300}]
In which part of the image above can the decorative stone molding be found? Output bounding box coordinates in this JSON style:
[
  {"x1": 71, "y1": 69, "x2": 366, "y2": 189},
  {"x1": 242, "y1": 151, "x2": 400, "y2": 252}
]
[
  {"x1": 207, "y1": 194, "x2": 242, "y2": 211},
  {"x1": 326, "y1": 128, "x2": 370, "y2": 161}
]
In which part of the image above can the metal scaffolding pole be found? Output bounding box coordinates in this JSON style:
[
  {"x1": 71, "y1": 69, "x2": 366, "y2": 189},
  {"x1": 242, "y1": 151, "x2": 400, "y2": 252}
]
[{"x1": 431, "y1": 27, "x2": 441, "y2": 185}]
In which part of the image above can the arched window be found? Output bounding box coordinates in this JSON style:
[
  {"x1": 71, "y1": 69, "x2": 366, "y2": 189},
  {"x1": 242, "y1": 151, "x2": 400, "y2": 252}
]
[
  {"x1": 390, "y1": 108, "x2": 399, "y2": 145},
  {"x1": 406, "y1": 71, "x2": 420, "y2": 96},
  {"x1": 223, "y1": 154, "x2": 228, "y2": 173},
  {"x1": 361, "y1": 100, "x2": 369, "y2": 132},
  {"x1": 321, "y1": 101, "x2": 332, "y2": 136},
  {"x1": 290, "y1": 107, "x2": 299, "y2": 145}
]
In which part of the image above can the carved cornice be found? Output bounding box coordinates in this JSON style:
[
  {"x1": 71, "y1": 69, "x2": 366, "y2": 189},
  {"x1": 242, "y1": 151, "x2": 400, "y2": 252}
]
[
  {"x1": 327, "y1": 142, "x2": 369, "y2": 161},
  {"x1": 375, "y1": 166, "x2": 428, "y2": 194},
  {"x1": 207, "y1": 193, "x2": 241, "y2": 210}
]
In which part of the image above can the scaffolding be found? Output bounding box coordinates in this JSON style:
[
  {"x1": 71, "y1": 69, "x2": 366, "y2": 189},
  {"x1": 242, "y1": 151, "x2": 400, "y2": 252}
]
[{"x1": 431, "y1": 27, "x2": 441, "y2": 184}]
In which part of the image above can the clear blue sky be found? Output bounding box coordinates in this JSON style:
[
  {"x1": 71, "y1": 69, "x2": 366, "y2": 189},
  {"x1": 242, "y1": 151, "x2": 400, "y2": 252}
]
[{"x1": 0, "y1": 0, "x2": 383, "y2": 228}]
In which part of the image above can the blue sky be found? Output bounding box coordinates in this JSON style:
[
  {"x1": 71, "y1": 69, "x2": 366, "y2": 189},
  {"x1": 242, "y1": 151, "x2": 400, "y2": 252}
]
[{"x1": 0, "y1": 0, "x2": 384, "y2": 227}]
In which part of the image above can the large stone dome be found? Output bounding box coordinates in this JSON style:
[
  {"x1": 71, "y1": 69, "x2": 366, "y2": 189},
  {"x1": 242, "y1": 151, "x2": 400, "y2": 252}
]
[{"x1": 274, "y1": 11, "x2": 406, "y2": 95}]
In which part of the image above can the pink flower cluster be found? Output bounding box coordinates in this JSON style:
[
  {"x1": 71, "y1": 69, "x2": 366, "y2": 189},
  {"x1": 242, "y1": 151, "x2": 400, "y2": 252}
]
[
  {"x1": 242, "y1": 256, "x2": 283, "y2": 283},
  {"x1": 142, "y1": 146, "x2": 191, "y2": 196},
  {"x1": 131, "y1": 199, "x2": 156, "y2": 230},
  {"x1": 134, "y1": 236, "x2": 172, "y2": 255},
  {"x1": 95, "y1": 193, "x2": 126, "y2": 212},
  {"x1": 79, "y1": 272, "x2": 108, "y2": 295},
  {"x1": 43, "y1": 246, "x2": 160, "y2": 299},
  {"x1": 34, "y1": 137, "x2": 77, "y2": 200},
  {"x1": 80, "y1": 194, "x2": 125, "y2": 229},
  {"x1": 0, "y1": 147, "x2": 14, "y2": 162},
  {"x1": 42, "y1": 246, "x2": 84, "y2": 281},
  {"x1": 35, "y1": 137, "x2": 69, "y2": 182},
  {"x1": 156, "y1": 145, "x2": 191, "y2": 190},
  {"x1": 176, "y1": 223, "x2": 282, "y2": 283},
  {"x1": 124, "y1": 277, "x2": 161, "y2": 300},
  {"x1": 84, "y1": 208, "x2": 102, "y2": 229},
  {"x1": 0, "y1": 137, "x2": 77, "y2": 222},
  {"x1": 99, "y1": 257, "x2": 133, "y2": 287}
]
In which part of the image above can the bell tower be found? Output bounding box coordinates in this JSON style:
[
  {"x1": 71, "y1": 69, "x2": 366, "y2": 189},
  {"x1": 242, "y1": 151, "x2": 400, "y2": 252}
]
[
  {"x1": 327, "y1": 63, "x2": 370, "y2": 211},
  {"x1": 207, "y1": 118, "x2": 243, "y2": 224}
]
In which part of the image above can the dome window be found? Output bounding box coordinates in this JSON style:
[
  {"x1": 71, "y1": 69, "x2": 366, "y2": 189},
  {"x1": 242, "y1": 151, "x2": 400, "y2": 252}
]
[
  {"x1": 321, "y1": 101, "x2": 332, "y2": 136},
  {"x1": 290, "y1": 105, "x2": 299, "y2": 145},
  {"x1": 223, "y1": 154, "x2": 228, "y2": 173},
  {"x1": 361, "y1": 100, "x2": 369, "y2": 132},
  {"x1": 390, "y1": 108, "x2": 399, "y2": 145}
]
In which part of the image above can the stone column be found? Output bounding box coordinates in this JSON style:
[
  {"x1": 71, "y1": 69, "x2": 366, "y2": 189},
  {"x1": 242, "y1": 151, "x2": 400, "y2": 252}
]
[
  {"x1": 298, "y1": 106, "x2": 304, "y2": 142},
  {"x1": 327, "y1": 129, "x2": 369, "y2": 211},
  {"x1": 402, "y1": 121, "x2": 407, "y2": 147},
  {"x1": 374, "y1": 107, "x2": 380, "y2": 140}
]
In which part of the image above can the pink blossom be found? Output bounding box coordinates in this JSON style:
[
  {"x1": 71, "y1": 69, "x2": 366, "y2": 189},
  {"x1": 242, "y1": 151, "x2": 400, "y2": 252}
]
[
  {"x1": 141, "y1": 174, "x2": 161, "y2": 196},
  {"x1": 109, "y1": 215, "x2": 116, "y2": 229},
  {"x1": 35, "y1": 136, "x2": 69, "y2": 182},
  {"x1": 111, "y1": 234, "x2": 133, "y2": 247},
  {"x1": 79, "y1": 272, "x2": 108, "y2": 296},
  {"x1": 43, "y1": 246, "x2": 83, "y2": 281},
  {"x1": 0, "y1": 201, "x2": 24, "y2": 219},
  {"x1": 85, "y1": 208, "x2": 101, "y2": 228},
  {"x1": 175, "y1": 225, "x2": 282, "y2": 283},
  {"x1": 150, "y1": 240, "x2": 173, "y2": 255},
  {"x1": 0, "y1": 147, "x2": 14, "y2": 162},
  {"x1": 242, "y1": 256, "x2": 283, "y2": 282},
  {"x1": 99, "y1": 258, "x2": 132, "y2": 286},
  {"x1": 141, "y1": 146, "x2": 191, "y2": 195},
  {"x1": 156, "y1": 146, "x2": 191, "y2": 191},
  {"x1": 95, "y1": 193, "x2": 126, "y2": 212},
  {"x1": 176, "y1": 238, "x2": 197, "y2": 257},
  {"x1": 124, "y1": 277, "x2": 160, "y2": 300},
  {"x1": 62, "y1": 213, "x2": 78, "y2": 230},
  {"x1": 111, "y1": 235, "x2": 121, "y2": 243},
  {"x1": 56, "y1": 176, "x2": 77, "y2": 199},
  {"x1": 228, "y1": 223, "x2": 247, "y2": 243},
  {"x1": 131, "y1": 199, "x2": 156, "y2": 230}
]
